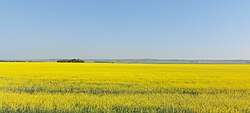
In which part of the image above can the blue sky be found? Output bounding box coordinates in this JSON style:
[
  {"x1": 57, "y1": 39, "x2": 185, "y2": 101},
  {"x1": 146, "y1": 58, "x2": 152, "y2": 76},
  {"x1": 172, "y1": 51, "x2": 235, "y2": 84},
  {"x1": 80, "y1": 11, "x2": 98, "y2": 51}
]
[{"x1": 0, "y1": 0, "x2": 250, "y2": 59}]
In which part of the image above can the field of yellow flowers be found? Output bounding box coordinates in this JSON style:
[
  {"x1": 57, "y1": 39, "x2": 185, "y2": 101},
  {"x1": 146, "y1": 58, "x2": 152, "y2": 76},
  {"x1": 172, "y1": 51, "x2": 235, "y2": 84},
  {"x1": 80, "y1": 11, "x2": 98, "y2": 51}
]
[{"x1": 0, "y1": 62, "x2": 249, "y2": 112}]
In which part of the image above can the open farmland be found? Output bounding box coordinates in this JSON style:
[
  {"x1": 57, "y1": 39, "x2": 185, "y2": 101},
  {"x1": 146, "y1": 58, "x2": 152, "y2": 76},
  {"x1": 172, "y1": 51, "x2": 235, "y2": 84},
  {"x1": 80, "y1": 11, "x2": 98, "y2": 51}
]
[{"x1": 0, "y1": 63, "x2": 249, "y2": 112}]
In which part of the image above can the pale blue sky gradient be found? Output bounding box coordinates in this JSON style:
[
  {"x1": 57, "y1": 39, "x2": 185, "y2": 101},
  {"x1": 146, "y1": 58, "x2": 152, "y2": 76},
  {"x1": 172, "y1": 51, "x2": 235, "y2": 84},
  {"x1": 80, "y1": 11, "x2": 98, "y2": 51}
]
[{"x1": 1, "y1": 0, "x2": 250, "y2": 59}]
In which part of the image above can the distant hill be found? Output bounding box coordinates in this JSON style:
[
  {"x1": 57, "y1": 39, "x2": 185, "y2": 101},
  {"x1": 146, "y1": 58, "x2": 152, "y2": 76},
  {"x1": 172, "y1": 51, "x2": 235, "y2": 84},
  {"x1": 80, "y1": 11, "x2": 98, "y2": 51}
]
[{"x1": 84, "y1": 59, "x2": 250, "y2": 64}]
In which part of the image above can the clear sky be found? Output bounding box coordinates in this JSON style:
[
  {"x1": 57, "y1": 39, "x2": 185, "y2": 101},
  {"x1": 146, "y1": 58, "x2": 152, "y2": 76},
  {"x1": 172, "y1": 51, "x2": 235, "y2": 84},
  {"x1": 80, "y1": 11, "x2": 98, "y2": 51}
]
[{"x1": 1, "y1": 0, "x2": 250, "y2": 59}]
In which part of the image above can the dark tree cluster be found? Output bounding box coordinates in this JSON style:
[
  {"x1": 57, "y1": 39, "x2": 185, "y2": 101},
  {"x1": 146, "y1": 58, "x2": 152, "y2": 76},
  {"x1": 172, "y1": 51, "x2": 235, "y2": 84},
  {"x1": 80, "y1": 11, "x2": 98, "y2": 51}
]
[{"x1": 57, "y1": 58, "x2": 85, "y2": 63}]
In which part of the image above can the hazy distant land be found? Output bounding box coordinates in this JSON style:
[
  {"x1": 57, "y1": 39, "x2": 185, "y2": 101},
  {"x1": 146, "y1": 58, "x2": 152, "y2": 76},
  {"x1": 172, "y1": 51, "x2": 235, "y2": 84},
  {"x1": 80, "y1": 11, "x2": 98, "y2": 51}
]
[{"x1": 1, "y1": 59, "x2": 250, "y2": 64}]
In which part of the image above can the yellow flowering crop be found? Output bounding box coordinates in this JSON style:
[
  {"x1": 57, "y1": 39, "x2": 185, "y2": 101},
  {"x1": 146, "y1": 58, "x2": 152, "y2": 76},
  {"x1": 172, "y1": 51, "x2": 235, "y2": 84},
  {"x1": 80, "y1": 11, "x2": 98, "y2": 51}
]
[{"x1": 0, "y1": 62, "x2": 249, "y2": 112}]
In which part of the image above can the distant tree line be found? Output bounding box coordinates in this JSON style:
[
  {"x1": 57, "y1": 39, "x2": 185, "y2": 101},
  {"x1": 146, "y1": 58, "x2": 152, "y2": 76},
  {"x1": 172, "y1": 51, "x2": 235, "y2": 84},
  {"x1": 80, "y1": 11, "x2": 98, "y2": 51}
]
[{"x1": 57, "y1": 58, "x2": 85, "y2": 63}]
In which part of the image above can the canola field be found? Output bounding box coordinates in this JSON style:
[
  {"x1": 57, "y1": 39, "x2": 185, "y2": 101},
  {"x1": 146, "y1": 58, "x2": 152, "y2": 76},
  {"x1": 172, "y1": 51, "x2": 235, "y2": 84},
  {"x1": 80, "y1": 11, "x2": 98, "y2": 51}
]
[{"x1": 0, "y1": 62, "x2": 249, "y2": 112}]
